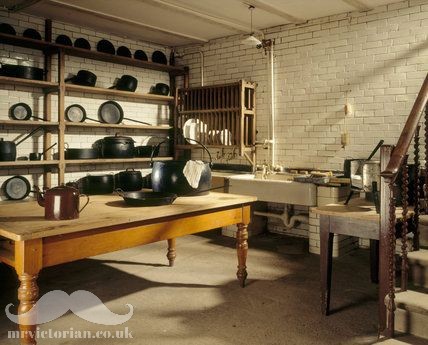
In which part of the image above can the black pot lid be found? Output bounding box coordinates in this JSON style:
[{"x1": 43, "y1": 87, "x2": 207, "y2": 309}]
[
  {"x1": 0, "y1": 23, "x2": 16, "y2": 35},
  {"x1": 55, "y1": 34, "x2": 73, "y2": 46},
  {"x1": 98, "y1": 101, "x2": 123, "y2": 124},
  {"x1": 65, "y1": 104, "x2": 86, "y2": 122},
  {"x1": 103, "y1": 133, "x2": 134, "y2": 142},
  {"x1": 97, "y1": 39, "x2": 115, "y2": 54},
  {"x1": 3, "y1": 175, "x2": 30, "y2": 200},
  {"x1": 10, "y1": 103, "x2": 32, "y2": 120},
  {"x1": 152, "y1": 50, "x2": 167, "y2": 65},
  {"x1": 117, "y1": 46, "x2": 132, "y2": 58},
  {"x1": 134, "y1": 49, "x2": 148, "y2": 61},
  {"x1": 74, "y1": 37, "x2": 91, "y2": 50},
  {"x1": 23, "y1": 28, "x2": 42, "y2": 40}
]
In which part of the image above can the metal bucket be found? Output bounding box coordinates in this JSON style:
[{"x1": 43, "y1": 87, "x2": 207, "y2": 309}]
[{"x1": 362, "y1": 161, "x2": 380, "y2": 192}]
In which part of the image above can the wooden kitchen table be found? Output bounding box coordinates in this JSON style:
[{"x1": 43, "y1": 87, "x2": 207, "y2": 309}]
[{"x1": 0, "y1": 192, "x2": 256, "y2": 345}]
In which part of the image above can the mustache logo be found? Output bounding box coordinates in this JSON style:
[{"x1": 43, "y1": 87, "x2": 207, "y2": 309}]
[{"x1": 6, "y1": 290, "x2": 134, "y2": 326}]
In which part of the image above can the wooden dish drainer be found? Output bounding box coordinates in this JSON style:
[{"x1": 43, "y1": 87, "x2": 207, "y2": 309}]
[{"x1": 174, "y1": 80, "x2": 256, "y2": 165}]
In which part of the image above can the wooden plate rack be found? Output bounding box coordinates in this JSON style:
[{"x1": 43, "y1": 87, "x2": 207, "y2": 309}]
[{"x1": 174, "y1": 80, "x2": 256, "y2": 165}]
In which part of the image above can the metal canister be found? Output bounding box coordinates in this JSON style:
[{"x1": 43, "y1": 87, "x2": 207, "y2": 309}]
[{"x1": 362, "y1": 161, "x2": 381, "y2": 192}]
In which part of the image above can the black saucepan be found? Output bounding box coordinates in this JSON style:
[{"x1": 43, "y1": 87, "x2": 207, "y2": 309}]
[
  {"x1": 152, "y1": 51, "x2": 167, "y2": 65},
  {"x1": 79, "y1": 174, "x2": 114, "y2": 195},
  {"x1": 3, "y1": 175, "x2": 31, "y2": 200},
  {"x1": 117, "y1": 46, "x2": 132, "y2": 58},
  {"x1": 116, "y1": 189, "x2": 177, "y2": 207},
  {"x1": 55, "y1": 34, "x2": 72, "y2": 46},
  {"x1": 134, "y1": 49, "x2": 148, "y2": 61},
  {"x1": 65, "y1": 147, "x2": 98, "y2": 160},
  {"x1": 97, "y1": 39, "x2": 115, "y2": 54},
  {"x1": 154, "y1": 83, "x2": 170, "y2": 96},
  {"x1": 74, "y1": 38, "x2": 91, "y2": 50},
  {"x1": 65, "y1": 70, "x2": 97, "y2": 87},
  {"x1": 0, "y1": 64, "x2": 44, "y2": 80},
  {"x1": 9, "y1": 103, "x2": 46, "y2": 121},
  {"x1": 134, "y1": 145, "x2": 159, "y2": 158},
  {"x1": 0, "y1": 23, "x2": 16, "y2": 35},
  {"x1": 0, "y1": 126, "x2": 44, "y2": 161},
  {"x1": 98, "y1": 101, "x2": 151, "y2": 125},
  {"x1": 99, "y1": 133, "x2": 135, "y2": 159},
  {"x1": 29, "y1": 142, "x2": 57, "y2": 161},
  {"x1": 110, "y1": 75, "x2": 138, "y2": 92},
  {"x1": 114, "y1": 168, "x2": 143, "y2": 191},
  {"x1": 23, "y1": 28, "x2": 42, "y2": 40},
  {"x1": 65, "y1": 104, "x2": 100, "y2": 123}
]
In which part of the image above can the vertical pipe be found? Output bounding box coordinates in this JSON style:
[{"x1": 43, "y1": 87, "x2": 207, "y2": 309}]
[{"x1": 270, "y1": 44, "x2": 276, "y2": 167}]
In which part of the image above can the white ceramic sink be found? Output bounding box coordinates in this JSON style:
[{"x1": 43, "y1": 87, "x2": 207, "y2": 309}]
[{"x1": 228, "y1": 174, "x2": 317, "y2": 206}]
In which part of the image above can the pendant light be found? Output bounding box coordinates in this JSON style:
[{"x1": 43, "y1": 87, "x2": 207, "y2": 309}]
[{"x1": 241, "y1": 5, "x2": 262, "y2": 47}]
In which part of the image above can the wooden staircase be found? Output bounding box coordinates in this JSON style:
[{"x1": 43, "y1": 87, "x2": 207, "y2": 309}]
[{"x1": 378, "y1": 73, "x2": 428, "y2": 341}]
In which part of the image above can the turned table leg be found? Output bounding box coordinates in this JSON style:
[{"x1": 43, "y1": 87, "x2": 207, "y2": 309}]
[
  {"x1": 18, "y1": 273, "x2": 39, "y2": 345},
  {"x1": 236, "y1": 223, "x2": 248, "y2": 287},
  {"x1": 167, "y1": 238, "x2": 176, "y2": 267},
  {"x1": 14, "y1": 239, "x2": 42, "y2": 345}
]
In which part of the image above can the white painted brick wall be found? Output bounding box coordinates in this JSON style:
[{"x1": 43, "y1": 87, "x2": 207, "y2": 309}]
[
  {"x1": 0, "y1": 12, "x2": 172, "y2": 199},
  {"x1": 178, "y1": 0, "x2": 428, "y2": 171}
]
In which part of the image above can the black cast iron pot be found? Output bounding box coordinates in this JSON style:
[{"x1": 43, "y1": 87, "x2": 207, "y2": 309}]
[
  {"x1": 114, "y1": 168, "x2": 143, "y2": 192},
  {"x1": 65, "y1": 70, "x2": 97, "y2": 87},
  {"x1": 100, "y1": 133, "x2": 135, "y2": 158},
  {"x1": 111, "y1": 75, "x2": 138, "y2": 92},
  {"x1": 79, "y1": 174, "x2": 114, "y2": 195},
  {"x1": 150, "y1": 138, "x2": 212, "y2": 196},
  {"x1": 0, "y1": 64, "x2": 44, "y2": 80}
]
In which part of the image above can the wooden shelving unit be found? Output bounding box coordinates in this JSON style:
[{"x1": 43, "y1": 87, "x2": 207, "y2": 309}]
[
  {"x1": 64, "y1": 84, "x2": 174, "y2": 102},
  {"x1": 0, "y1": 160, "x2": 60, "y2": 167},
  {"x1": 65, "y1": 122, "x2": 171, "y2": 130},
  {"x1": 0, "y1": 120, "x2": 59, "y2": 127},
  {"x1": 0, "y1": 22, "x2": 189, "y2": 186},
  {"x1": 64, "y1": 156, "x2": 172, "y2": 165},
  {"x1": 0, "y1": 76, "x2": 58, "y2": 90}
]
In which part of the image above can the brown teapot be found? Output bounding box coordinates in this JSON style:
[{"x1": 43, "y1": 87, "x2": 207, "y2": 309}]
[{"x1": 34, "y1": 184, "x2": 89, "y2": 220}]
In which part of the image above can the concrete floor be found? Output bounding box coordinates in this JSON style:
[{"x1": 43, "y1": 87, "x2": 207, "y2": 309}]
[{"x1": 0, "y1": 231, "x2": 382, "y2": 345}]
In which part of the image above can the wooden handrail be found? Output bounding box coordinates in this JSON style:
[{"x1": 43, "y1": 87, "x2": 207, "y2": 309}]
[{"x1": 381, "y1": 74, "x2": 428, "y2": 179}]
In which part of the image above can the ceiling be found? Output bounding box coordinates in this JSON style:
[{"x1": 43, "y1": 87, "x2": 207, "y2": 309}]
[{"x1": 1, "y1": 0, "x2": 405, "y2": 47}]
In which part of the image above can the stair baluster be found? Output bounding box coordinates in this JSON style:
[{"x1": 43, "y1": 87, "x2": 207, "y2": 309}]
[
  {"x1": 386, "y1": 186, "x2": 397, "y2": 337},
  {"x1": 400, "y1": 157, "x2": 409, "y2": 291},
  {"x1": 424, "y1": 105, "x2": 428, "y2": 214},
  {"x1": 413, "y1": 125, "x2": 420, "y2": 250}
]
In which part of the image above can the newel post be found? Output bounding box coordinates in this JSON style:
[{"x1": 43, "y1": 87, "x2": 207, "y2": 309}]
[{"x1": 379, "y1": 145, "x2": 395, "y2": 337}]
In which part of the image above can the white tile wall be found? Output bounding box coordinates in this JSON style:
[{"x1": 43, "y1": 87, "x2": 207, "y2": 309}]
[
  {"x1": 178, "y1": 0, "x2": 428, "y2": 170},
  {"x1": 0, "y1": 12, "x2": 173, "y2": 199}
]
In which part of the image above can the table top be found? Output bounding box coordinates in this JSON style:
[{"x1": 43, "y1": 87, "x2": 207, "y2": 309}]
[
  {"x1": 0, "y1": 192, "x2": 256, "y2": 241},
  {"x1": 311, "y1": 198, "x2": 411, "y2": 222}
]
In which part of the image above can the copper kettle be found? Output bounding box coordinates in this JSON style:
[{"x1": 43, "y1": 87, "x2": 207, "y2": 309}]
[{"x1": 34, "y1": 185, "x2": 89, "y2": 220}]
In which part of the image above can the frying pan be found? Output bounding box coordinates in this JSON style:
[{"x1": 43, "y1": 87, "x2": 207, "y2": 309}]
[
  {"x1": 9, "y1": 103, "x2": 46, "y2": 121},
  {"x1": 65, "y1": 104, "x2": 100, "y2": 123},
  {"x1": 29, "y1": 142, "x2": 57, "y2": 161},
  {"x1": 116, "y1": 189, "x2": 177, "y2": 206},
  {"x1": 3, "y1": 175, "x2": 30, "y2": 200},
  {"x1": 98, "y1": 101, "x2": 151, "y2": 125}
]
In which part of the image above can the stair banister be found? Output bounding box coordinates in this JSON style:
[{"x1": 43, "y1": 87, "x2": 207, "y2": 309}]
[{"x1": 381, "y1": 74, "x2": 428, "y2": 181}]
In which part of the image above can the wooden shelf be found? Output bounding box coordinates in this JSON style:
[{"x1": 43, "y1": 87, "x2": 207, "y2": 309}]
[
  {"x1": 0, "y1": 120, "x2": 59, "y2": 127},
  {"x1": 65, "y1": 84, "x2": 174, "y2": 102},
  {"x1": 64, "y1": 156, "x2": 173, "y2": 165},
  {"x1": 0, "y1": 33, "x2": 187, "y2": 75},
  {"x1": 0, "y1": 32, "x2": 53, "y2": 51},
  {"x1": 0, "y1": 76, "x2": 58, "y2": 89},
  {"x1": 176, "y1": 144, "x2": 239, "y2": 149},
  {"x1": 0, "y1": 160, "x2": 59, "y2": 167},
  {"x1": 178, "y1": 108, "x2": 240, "y2": 115},
  {"x1": 65, "y1": 122, "x2": 171, "y2": 130}
]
